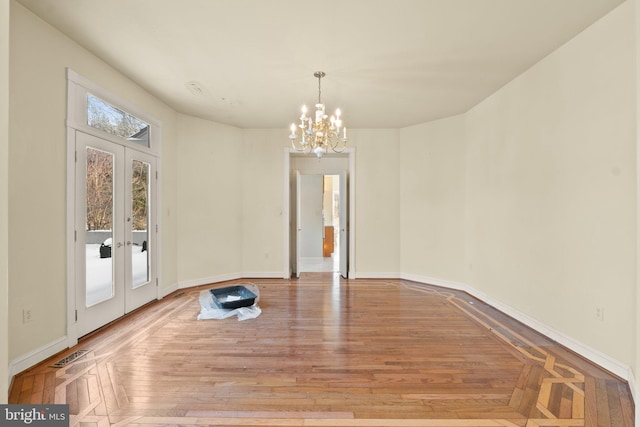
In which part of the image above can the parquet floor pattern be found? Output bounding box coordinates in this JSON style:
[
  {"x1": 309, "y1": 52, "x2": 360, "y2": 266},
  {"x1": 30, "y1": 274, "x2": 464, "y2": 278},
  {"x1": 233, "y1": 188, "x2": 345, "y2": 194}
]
[{"x1": 9, "y1": 277, "x2": 634, "y2": 426}]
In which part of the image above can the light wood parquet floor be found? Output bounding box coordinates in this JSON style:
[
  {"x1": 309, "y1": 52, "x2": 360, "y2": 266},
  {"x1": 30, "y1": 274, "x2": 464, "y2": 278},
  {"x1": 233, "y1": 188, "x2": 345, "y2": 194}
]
[{"x1": 9, "y1": 275, "x2": 635, "y2": 426}]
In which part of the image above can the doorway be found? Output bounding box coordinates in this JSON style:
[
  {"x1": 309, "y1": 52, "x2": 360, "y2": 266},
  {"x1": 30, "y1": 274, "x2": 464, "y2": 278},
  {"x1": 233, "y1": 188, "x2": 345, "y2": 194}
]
[
  {"x1": 66, "y1": 70, "x2": 162, "y2": 343},
  {"x1": 298, "y1": 174, "x2": 341, "y2": 273},
  {"x1": 286, "y1": 150, "x2": 354, "y2": 279},
  {"x1": 74, "y1": 131, "x2": 157, "y2": 337}
]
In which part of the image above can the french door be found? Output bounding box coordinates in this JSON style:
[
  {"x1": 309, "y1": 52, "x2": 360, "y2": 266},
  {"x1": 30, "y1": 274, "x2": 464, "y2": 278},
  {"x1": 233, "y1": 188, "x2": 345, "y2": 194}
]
[{"x1": 75, "y1": 131, "x2": 157, "y2": 337}]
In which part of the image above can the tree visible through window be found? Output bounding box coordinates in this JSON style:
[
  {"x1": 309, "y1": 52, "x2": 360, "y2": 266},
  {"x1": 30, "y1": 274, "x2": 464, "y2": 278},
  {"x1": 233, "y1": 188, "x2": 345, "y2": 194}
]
[
  {"x1": 86, "y1": 148, "x2": 113, "y2": 231},
  {"x1": 87, "y1": 94, "x2": 150, "y2": 147},
  {"x1": 85, "y1": 151, "x2": 149, "y2": 233},
  {"x1": 131, "y1": 160, "x2": 149, "y2": 231}
]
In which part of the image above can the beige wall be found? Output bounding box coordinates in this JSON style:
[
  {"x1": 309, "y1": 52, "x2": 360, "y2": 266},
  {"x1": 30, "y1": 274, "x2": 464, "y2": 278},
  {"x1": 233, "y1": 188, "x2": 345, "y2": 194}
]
[
  {"x1": 175, "y1": 126, "x2": 401, "y2": 280},
  {"x1": 399, "y1": 1, "x2": 636, "y2": 370},
  {"x1": 350, "y1": 129, "x2": 401, "y2": 276},
  {"x1": 1, "y1": 0, "x2": 9, "y2": 404},
  {"x1": 175, "y1": 114, "x2": 243, "y2": 283},
  {"x1": 399, "y1": 115, "x2": 466, "y2": 283},
  {"x1": 8, "y1": 1, "x2": 178, "y2": 361},
  {"x1": 466, "y1": 1, "x2": 636, "y2": 367},
  {"x1": 241, "y1": 130, "x2": 287, "y2": 276}
]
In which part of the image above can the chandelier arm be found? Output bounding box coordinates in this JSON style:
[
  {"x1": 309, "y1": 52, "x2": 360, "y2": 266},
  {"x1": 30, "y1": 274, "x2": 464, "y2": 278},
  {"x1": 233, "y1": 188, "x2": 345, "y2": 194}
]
[
  {"x1": 331, "y1": 144, "x2": 347, "y2": 154},
  {"x1": 291, "y1": 138, "x2": 315, "y2": 154},
  {"x1": 328, "y1": 135, "x2": 347, "y2": 153},
  {"x1": 291, "y1": 140, "x2": 305, "y2": 152}
]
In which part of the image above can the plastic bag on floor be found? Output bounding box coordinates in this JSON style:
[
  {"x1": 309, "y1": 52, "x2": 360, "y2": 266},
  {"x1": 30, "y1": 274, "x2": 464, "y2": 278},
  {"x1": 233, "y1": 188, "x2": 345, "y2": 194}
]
[{"x1": 197, "y1": 284, "x2": 261, "y2": 321}]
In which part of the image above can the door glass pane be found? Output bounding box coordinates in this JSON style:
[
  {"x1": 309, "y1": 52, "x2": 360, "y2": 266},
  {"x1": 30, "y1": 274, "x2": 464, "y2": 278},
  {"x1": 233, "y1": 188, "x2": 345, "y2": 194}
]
[
  {"x1": 131, "y1": 159, "x2": 150, "y2": 288},
  {"x1": 86, "y1": 147, "x2": 114, "y2": 306}
]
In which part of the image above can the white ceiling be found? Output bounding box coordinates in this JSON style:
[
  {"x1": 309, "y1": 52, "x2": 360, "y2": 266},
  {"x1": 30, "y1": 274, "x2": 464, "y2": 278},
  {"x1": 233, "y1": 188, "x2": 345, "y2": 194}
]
[{"x1": 17, "y1": 0, "x2": 625, "y2": 129}]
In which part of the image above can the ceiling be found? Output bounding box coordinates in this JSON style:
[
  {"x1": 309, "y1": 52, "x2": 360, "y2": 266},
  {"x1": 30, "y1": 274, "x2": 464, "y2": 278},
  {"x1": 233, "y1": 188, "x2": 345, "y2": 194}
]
[{"x1": 17, "y1": 0, "x2": 625, "y2": 129}]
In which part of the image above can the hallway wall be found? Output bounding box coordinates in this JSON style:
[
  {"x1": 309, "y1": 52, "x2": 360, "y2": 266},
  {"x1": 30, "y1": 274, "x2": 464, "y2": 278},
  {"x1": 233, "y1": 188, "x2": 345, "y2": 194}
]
[{"x1": 299, "y1": 175, "x2": 324, "y2": 258}]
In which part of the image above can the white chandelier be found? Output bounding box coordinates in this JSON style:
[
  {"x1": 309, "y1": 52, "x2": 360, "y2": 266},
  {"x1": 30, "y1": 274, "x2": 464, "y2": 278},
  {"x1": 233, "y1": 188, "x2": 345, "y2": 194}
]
[{"x1": 289, "y1": 71, "x2": 348, "y2": 158}]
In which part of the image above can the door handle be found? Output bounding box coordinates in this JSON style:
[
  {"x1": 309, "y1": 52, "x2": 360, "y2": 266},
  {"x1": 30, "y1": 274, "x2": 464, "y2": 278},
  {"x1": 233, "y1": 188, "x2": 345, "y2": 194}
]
[
  {"x1": 116, "y1": 242, "x2": 123, "y2": 248},
  {"x1": 126, "y1": 241, "x2": 132, "y2": 246}
]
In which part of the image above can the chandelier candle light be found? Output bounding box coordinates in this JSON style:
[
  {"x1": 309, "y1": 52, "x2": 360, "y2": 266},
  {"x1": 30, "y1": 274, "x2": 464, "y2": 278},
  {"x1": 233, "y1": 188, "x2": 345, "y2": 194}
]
[{"x1": 289, "y1": 71, "x2": 348, "y2": 158}]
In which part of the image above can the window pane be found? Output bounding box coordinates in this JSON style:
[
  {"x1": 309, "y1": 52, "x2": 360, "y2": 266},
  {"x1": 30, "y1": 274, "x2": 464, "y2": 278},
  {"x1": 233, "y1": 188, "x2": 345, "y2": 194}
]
[
  {"x1": 87, "y1": 94, "x2": 150, "y2": 147},
  {"x1": 131, "y1": 159, "x2": 150, "y2": 288},
  {"x1": 85, "y1": 147, "x2": 114, "y2": 306}
]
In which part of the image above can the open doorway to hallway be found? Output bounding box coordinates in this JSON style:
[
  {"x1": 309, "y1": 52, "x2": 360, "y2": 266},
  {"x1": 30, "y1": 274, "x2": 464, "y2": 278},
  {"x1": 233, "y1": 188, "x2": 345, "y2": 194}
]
[
  {"x1": 286, "y1": 149, "x2": 353, "y2": 279},
  {"x1": 299, "y1": 174, "x2": 340, "y2": 273}
]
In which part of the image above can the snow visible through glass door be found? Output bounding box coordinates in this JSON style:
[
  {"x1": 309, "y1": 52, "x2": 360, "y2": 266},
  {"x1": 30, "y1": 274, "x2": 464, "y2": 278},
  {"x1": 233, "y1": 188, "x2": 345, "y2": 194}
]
[
  {"x1": 85, "y1": 147, "x2": 115, "y2": 306},
  {"x1": 130, "y1": 159, "x2": 149, "y2": 288}
]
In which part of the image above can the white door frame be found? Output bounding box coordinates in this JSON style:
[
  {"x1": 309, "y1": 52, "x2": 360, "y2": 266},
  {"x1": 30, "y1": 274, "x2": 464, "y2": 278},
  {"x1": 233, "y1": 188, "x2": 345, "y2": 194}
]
[
  {"x1": 295, "y1": 171, "x2": 302, "y2": 278},
  {"x1": 73, "y1": 131, "x2": 159, "y2": 338},
  {"x1": 283, "y1": 148, "x2": 356, "y2": 278},
  {"x1": 339, "y1": 171, "x2": 348, "y2": 278},
  {"x1": 123, "y1": 148, "x2": 158, "y2": 313},
  {"x1": 66, "y1": 69, "x2": 162, "y2": 347},
  {"x1": 74, "y1": 133, "x2": 126, "y2": 337}
]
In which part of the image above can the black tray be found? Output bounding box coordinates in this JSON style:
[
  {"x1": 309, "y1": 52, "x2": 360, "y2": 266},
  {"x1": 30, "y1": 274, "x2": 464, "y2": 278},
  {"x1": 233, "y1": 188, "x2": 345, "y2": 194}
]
[{"x1": 210, "y1": 285, "x2": 257, "y2": 309}]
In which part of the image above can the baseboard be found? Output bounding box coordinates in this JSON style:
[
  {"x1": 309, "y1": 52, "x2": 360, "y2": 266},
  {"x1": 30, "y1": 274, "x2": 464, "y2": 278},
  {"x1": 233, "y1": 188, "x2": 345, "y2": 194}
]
[
  {"x1": 178, "y1": 273, "x2": 242, "y2": 289},
  {"x1": 9, "y1": 336, "x2": 69, "y2": 382},
  {"x1": 401, "y1": 273, "x2": 469, "y2": 292},
  {"x1": 241, "y1": 271, "x2": 287, "y2": 279},
  {"x1": 627, "y1": 366, "x2": 637, "y2": 403},
  {"x1": 160, "y1": 282, "x2": 179, "y2": 298},
  {"x1": 489, "y1": 296, "x2": 631, "y2": 381},
  {"x1": 178, "y1": 272, "x2": 291, "y2": 291},
  {"x1": 353, "y1": 272, "x2": 401, "y2": 279},
  {"x1": 401, "y1": 273, "x2": 634, "y2": 385}
]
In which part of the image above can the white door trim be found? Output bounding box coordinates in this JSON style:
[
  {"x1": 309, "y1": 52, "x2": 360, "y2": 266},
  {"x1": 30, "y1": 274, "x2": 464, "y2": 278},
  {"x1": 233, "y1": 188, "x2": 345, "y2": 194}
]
[
  {"x1": 66, "y1": 69, "x2": 162, "y2": 346},
  {"x1": 295, "y1": 171, "x2": 302, "y2": 278},
  {"x1": 123, "y1": 148, "x2": 158, "y2": 313},
  {"x1": 73, "y1": 132, "x2": 159, "y2": 337},
  {"x1": 283, "y1": 148, "x2": 356, "y2": 279},
  {"x1": 75, "y1": 133, "x2": 126, "y2": 337},
  {"x1": 339, "y1": 171, "x2": 348, "y2": 278}
]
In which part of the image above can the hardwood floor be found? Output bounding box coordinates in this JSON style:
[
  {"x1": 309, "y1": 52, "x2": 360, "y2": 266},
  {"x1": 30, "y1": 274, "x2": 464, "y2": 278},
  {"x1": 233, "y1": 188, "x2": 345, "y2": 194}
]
[{"x1": 9, "y1": 276, "x2": 635, "y2": 426}]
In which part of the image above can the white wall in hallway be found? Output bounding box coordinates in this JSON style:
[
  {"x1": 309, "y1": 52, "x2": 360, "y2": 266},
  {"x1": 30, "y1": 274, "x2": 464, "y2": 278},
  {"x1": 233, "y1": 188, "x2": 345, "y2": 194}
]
[{"x1": 299, "y1": 174, "x2": 323, "y2": 258}]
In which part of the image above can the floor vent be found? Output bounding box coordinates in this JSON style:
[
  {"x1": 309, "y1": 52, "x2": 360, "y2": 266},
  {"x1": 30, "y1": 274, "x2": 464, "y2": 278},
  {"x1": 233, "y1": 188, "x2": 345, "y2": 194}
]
[{"x1": 51, "y1": 350, "x2": 90, "y2": 368}]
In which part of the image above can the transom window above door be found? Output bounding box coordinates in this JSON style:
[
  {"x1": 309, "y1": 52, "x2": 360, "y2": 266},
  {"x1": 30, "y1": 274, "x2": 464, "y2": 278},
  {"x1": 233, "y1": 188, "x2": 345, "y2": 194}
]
[
  {"x1": 67, "y1": 69, "x2": 160, "y2": 156},
  {"x1": 87, "y1": 94, "x2": 150, "y2": 148}
]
